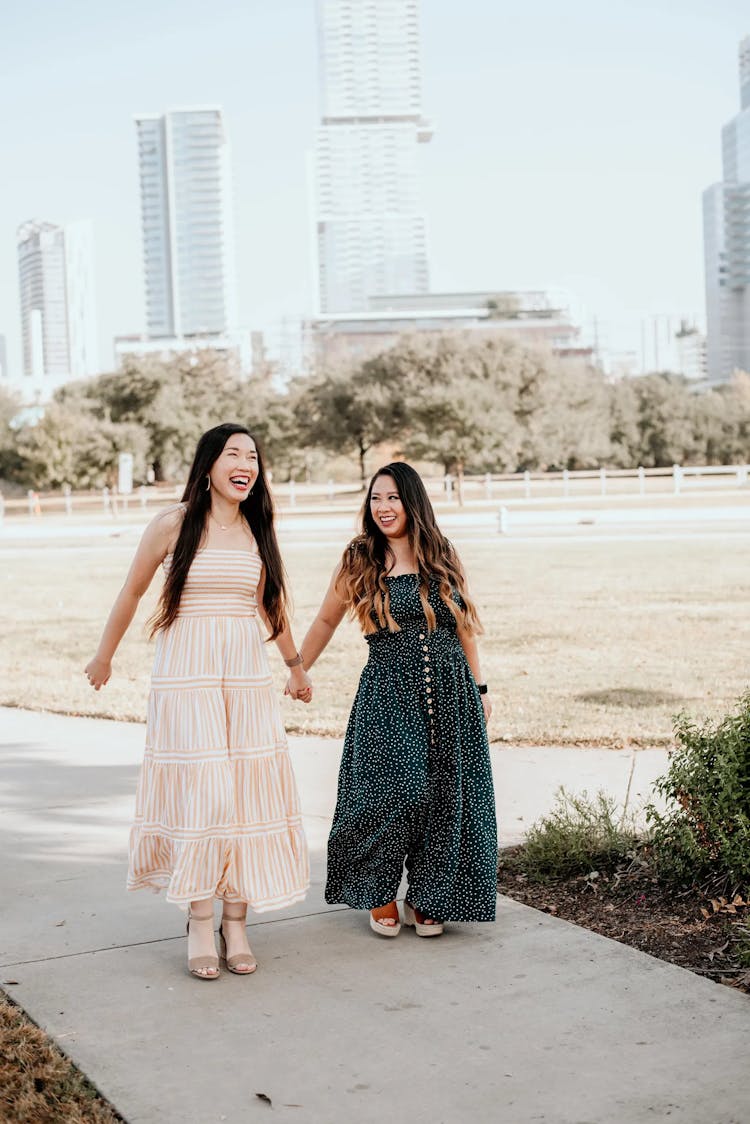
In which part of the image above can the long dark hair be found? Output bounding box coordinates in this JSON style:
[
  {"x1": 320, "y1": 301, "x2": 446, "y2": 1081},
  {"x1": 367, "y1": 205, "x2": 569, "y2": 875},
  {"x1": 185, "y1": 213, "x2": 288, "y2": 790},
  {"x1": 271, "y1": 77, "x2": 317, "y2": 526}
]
[
  {"x1": 149, "y1": 423, "x2": 288, "y2": 639},
  {"x1": 336, "y1": 461, "x2": 483, "y2": 635}
]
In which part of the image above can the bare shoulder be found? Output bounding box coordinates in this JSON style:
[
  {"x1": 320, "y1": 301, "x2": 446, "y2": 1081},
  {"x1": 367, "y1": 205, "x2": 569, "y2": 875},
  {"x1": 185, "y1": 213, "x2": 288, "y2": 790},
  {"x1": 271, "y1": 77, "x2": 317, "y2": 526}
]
[{"x1": 144, "y1": 503, "x2": 186, "y2": 551}]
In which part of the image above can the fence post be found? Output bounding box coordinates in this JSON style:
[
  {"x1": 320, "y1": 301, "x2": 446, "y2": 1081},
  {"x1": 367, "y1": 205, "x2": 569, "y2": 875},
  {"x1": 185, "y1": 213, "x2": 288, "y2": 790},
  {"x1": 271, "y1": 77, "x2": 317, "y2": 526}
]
[
  {"x1": 523, "y1": 470, "x2": 531, "y2": 500},
  {"x1": 139, "y1": 484, "x2": 147, "y2": 510},
  {"x1": 638, "y1": 466, "x2": 645, "y2": 495},
  {"x1": 289, "y1": 479, "x2": 296, "y2": 507},
  {"x1": 63, "y1": 484, "x2": 72, "y2": 515},
  {"x1": 498, "y1": 506, "x2": 509, "y2": 535},
  {"x1": 737, "y1": 465, "x2": 748, "y2": 487},
  {"x1": 444, "y1": 473, "x2": 453, "y2": 502},
  {"x1": 673, "y1": 464, "x2": 682, "y2": 496},
  {"x1": 600, "y1": 467, "x2": 607, "y2": 496},
  {"x1": 484, "y1": 472, "x2": 493, "y2": 500},
  {"x1": 562, "y1": 469, "x2": 569, "y2": 497},
  {"x1": 327, "y1": 478, "x2": 335, "y2": 502},
  {"x1": 102, "y1": 486, "x2": 110, "y2": 513}
]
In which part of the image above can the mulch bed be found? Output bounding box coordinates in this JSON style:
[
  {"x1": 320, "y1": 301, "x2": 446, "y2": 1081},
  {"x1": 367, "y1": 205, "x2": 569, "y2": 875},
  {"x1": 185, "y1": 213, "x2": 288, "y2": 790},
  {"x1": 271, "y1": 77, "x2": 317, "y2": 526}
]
[{"x1": 497, "y1": 848, "x2": 750, "y2": 995}]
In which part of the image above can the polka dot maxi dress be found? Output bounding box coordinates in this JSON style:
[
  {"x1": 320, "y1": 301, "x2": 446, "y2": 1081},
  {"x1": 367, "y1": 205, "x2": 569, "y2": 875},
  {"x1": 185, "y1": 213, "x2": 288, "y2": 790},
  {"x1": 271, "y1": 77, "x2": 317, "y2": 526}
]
[{"x1": 325, "y1": 574, "x2": 497, "y2": 922}]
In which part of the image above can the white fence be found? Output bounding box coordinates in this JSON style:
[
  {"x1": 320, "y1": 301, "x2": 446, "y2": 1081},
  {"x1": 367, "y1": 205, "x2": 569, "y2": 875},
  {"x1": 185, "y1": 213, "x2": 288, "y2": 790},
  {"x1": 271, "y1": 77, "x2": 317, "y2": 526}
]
[{"x1": 1, "y1": 464, "x2": 749, "y2": 524}]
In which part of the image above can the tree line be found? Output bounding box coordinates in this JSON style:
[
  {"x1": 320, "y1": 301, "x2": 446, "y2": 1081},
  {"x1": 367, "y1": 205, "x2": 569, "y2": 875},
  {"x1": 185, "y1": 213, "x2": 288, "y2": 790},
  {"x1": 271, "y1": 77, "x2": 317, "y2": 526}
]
[{"x1": 2, "y1": 332, "x2": 750, "y2": 491}]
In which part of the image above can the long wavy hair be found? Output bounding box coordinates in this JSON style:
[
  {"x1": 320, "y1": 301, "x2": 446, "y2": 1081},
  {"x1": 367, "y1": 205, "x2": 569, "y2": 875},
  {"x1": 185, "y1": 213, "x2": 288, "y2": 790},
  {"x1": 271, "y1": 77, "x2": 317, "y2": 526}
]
[
  {"x1": 336, "y1": 462, "x2": 483, "y2": 635},
  {"x1": 149, "y1": 423, "x2": 288, "y2": 639}
]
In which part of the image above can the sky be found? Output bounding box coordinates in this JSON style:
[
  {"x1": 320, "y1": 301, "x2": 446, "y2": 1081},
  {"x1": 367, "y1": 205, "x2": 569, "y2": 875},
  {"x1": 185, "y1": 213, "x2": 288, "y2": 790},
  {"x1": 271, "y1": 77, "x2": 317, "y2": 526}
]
[{"x1": 0, "y1": 0, "x2": 748, "y2": 376}]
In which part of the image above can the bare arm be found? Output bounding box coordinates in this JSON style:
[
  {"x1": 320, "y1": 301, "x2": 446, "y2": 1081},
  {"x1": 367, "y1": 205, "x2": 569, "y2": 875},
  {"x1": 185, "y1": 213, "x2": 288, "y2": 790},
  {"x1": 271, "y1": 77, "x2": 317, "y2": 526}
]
[
  {"x1": 454, "y1": 548, "x2": 493, "y2": 725},
  {"x1": 297, "y1": 565, "x2": 348, "y2": 671},
  {"x1": 257, "y1": 566, "x2": 313, "y2": 703},
  {"x1": 84, "y1": 506, "x2": 181, "y2": 689}
]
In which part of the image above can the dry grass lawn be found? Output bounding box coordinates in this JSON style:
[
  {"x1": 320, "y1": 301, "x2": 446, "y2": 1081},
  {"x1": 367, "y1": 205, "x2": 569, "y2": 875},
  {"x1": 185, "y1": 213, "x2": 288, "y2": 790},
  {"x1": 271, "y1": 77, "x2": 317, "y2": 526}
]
[
  {"x1": 1, "y1": 530, "x2": 747, "y2": 746},
  {"x1": 0, "y1": 994, "x2": 122, "y2": 1123}
]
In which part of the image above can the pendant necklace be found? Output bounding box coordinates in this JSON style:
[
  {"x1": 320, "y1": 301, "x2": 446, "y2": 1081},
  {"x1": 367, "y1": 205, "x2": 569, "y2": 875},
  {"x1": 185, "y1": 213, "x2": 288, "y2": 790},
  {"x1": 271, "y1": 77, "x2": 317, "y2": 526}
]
[{"x1": 210, "y1": 510, "x2": 240, "y2": 531}]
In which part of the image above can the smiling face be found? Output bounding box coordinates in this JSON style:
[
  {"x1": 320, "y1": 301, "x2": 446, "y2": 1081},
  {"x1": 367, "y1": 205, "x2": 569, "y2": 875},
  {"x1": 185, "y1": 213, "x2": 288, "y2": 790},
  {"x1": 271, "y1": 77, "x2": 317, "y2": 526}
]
[
  {"x1": 369, "y1": 474, "x2": 408, "y2": 540},
  {"x1": 208, "y1": 432, "x2": 259, "y2": 502}
]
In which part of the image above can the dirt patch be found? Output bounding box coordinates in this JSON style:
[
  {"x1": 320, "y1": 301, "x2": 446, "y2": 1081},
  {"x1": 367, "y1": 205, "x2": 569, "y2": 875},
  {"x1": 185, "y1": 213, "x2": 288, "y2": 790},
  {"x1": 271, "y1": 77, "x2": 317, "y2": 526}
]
[
  {"x1": 497, "y1": 848, "x2": 750, "y2": 995},
  {"x1": 576, "y1": 687, "x2": 683, "y2": 708}
]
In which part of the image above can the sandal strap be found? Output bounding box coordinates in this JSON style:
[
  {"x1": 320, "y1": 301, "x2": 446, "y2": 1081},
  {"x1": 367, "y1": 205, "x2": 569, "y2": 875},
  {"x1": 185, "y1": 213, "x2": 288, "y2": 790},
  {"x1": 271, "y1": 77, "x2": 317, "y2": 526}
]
[
  {"x1": 188, "y1": 955, "x2": 219, "y2": 971},
  {"x1": 371, "y1": 901, "x2": 399, "y2": 922}
]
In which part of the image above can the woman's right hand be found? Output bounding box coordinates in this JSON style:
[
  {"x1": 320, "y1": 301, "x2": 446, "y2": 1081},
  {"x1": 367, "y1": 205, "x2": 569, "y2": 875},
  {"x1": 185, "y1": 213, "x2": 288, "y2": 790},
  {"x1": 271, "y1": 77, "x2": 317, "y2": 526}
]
[{"x1": 84, "y1": 657, "x2": 111, "y2": 691}]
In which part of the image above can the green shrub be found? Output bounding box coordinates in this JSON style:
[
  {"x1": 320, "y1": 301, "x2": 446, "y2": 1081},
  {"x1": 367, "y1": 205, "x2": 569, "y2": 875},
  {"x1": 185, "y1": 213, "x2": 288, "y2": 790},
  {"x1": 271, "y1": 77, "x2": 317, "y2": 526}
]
[
  {"x1": 646, "y1": 695, "x2": 750, "y2": 892},
  {"x1": 517, "y1": 788, "x2": 639, "y2": 882}
]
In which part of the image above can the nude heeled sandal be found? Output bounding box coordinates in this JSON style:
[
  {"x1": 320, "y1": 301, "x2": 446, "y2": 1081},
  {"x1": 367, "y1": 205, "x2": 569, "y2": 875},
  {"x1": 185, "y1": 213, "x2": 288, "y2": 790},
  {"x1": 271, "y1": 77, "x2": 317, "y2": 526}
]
[
  {"x1": 219, "y1": 919, "x2": 257, "y2": 974},
  {"x1": 186, "y1": 911, "x2": 220, "y2": 980},
  {"x1": 403, "y1": 902, "x2": 444, "y2": 937}
]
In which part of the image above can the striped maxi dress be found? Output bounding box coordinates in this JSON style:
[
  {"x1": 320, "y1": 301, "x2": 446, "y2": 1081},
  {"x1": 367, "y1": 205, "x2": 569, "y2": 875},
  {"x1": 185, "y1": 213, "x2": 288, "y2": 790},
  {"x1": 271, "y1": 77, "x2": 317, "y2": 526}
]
[{"x1": 127, "y1": 544, "x2": 310, "y2": 910}]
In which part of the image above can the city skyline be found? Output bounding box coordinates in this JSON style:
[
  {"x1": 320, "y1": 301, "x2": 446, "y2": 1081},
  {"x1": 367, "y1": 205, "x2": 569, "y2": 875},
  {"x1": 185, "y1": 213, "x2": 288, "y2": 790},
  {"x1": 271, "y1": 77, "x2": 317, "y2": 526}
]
[
  {"x1": 135, "y1": 106, "x2": 238, "y2": 338},
  {"x1": 315, "y1": 0, "x2": 431, "y2": 313},
  {"x1": 703, "y1": 36, "x2": 750, "y2": 382},
  {"x1": 16, "y1": 218, "x2": 99, "y2": 391},
  {"x1": 0, "y1": 0, "x2": 748, "y2": 379}
]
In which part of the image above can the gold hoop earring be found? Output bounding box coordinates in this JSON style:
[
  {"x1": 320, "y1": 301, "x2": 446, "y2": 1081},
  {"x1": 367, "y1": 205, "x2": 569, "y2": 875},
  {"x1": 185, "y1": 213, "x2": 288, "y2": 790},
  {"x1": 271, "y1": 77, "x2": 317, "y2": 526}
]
[{"x1": 205, "y1": 475, "x2": 211, "y2": 492}]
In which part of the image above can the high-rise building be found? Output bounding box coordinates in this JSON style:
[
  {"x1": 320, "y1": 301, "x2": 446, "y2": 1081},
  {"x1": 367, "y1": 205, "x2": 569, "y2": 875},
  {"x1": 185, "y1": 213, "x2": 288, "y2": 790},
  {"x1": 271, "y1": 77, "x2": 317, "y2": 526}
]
[
  {"x1": 703, "y1": 36, "x2": 750, "y2": 382},
  {"x1": 314, "y1": 0, "x2": 432, "y2": 314},
  {"x1": 0, "y1": 335, "x2": 8, "y2": 380},
  {"x1": 16, "y1": 219, "x2": 99, "y2": 382},
  {"x1": 135, "y1": 106, "x2": 237, "y2": 339}
]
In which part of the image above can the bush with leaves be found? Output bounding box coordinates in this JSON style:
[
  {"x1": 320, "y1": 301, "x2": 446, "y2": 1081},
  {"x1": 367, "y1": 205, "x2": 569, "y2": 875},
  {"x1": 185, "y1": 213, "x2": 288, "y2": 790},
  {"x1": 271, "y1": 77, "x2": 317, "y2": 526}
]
[
  {"x1": 514, "y1": 788, "x2": 639, "y2": 882},
  {"x1": 646, "y1": 696, "x2": 750, "y2": 893}
]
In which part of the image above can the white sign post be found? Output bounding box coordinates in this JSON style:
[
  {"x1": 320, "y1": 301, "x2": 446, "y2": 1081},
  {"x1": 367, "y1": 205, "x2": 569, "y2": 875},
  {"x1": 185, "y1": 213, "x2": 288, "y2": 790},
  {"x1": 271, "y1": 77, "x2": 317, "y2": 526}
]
[{"x1": 118, "y1": 453, "x2": 134, "y2": 496}]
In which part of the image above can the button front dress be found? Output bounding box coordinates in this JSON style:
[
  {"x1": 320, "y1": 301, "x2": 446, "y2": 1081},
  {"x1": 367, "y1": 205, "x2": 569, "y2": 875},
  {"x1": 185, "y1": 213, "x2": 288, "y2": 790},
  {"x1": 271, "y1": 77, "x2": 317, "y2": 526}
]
[
  {"x1": 325, "y1": 574, "x2": 497, "y2": 922},
  {"x1": 127, "y1": 545, "x2": 310, "y2": 910}
]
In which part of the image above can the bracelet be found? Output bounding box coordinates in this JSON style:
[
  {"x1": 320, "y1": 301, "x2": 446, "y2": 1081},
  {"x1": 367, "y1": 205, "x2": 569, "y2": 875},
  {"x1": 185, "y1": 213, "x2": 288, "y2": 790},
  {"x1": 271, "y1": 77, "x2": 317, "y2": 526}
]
[
  {"x1": 284, "y1": 652, "x2": 305, "y2": 668},
  {"x1": 477, "y1": 683, "x2": 488, "y2": 695}
]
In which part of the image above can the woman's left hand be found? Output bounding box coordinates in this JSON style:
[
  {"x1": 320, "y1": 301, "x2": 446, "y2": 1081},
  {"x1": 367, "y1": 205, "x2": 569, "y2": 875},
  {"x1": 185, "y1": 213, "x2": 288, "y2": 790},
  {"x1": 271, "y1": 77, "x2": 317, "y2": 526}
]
[
  {"x1": 285, "y1": 665, "x2": 313, "y2": 704},
  {"x1": 481, "y1": 694, "x2": 492, "y2": 725}
]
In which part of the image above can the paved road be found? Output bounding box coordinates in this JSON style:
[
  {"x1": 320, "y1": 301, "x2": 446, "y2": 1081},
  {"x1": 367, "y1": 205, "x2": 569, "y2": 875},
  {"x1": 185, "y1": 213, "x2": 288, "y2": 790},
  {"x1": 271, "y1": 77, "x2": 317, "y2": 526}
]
[{"x1": 1, "y1": 708, "x2": 748, "y2": 1123}]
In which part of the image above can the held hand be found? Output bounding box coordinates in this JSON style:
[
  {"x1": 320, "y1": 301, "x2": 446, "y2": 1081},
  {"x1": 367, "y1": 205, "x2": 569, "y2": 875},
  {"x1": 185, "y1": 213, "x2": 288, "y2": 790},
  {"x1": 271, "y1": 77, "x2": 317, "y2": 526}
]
[
  {"x1": 84, "y1": 657, "x2": 111, "y2": 691},
  {"x1": 285, "y1": 665, "x2": 313, "y2": 704},
  {"x1": 481, "y1": 694, "x2": 492, "y2": 725}
]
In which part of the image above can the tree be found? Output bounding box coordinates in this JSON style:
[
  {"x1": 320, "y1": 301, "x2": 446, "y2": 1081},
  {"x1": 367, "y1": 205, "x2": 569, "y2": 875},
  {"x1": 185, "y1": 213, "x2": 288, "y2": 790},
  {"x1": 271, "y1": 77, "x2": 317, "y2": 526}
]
[
  {"x1": 58, "y1": 351, "x2": 245, "y2": 481},
  {"x1": 13, "y1": 403, "x2": 148, "y2": 489},
  {"x1": 628, "y1": 374, "x2": 702, "y2": 467},
  {"x1": 297, "y1": 360, "x2": 406, "y2": 487},
  {"x1": 0, "y1": 385, "x2": 23, "y2": 483}
]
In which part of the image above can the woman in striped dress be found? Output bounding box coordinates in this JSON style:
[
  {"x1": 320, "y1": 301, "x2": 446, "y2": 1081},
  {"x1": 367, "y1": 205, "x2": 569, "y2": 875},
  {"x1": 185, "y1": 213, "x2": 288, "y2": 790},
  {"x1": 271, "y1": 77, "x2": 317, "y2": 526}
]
[{"x1": 85, "y1": 423, "x2": 311, "y2": 980}]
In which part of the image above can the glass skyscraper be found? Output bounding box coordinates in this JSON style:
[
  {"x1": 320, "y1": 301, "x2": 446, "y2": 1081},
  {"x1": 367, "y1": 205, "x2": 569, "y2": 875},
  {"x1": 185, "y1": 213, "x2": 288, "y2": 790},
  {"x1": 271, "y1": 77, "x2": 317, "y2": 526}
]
[
  {"x1": 135, "y1": 107, "x2": 237, "y2": 338},
  {"x1": 314, "y1": 0, "x2": 432, "y2": 314},
  {"x1": 703, "y1": 36, "x2": 750, "y2": 382},
  {"x1": 16, "y1": 218, "x2": 98, "y2": 381}
]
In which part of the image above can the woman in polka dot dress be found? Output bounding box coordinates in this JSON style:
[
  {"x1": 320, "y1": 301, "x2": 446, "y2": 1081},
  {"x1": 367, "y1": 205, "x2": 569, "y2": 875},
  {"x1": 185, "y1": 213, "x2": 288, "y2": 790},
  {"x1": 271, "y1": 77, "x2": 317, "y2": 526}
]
[{"x1": 298, "y1": 462, "x2": 497, "y2": 936}]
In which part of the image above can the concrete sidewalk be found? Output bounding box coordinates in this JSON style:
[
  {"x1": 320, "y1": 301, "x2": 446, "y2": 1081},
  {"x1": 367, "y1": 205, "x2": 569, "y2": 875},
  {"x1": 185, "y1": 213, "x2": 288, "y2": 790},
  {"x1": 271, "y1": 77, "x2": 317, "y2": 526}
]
[{"x1": 1, "y1": 707, "x2": 748, "y2": 1124}]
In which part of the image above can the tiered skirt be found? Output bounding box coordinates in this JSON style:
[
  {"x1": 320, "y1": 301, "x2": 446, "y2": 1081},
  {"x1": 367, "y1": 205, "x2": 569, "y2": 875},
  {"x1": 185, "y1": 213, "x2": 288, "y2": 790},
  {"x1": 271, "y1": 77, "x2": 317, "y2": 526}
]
[{"x1": 127, "y1": 614, "x2": 309, "y2": 909}]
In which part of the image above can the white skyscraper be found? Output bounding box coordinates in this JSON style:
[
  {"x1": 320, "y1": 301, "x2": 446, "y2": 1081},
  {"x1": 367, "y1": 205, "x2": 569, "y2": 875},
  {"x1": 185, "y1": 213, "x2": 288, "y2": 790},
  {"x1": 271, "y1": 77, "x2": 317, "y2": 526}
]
[
  {"x1": 17, "y1": 218, "x2": 99, "y2": 383},
  {"x1": 703, "y1": 36, "x2": 750, "y2": 382},
  {"x1": 135, "y1": 107, "x2": 238, "y2": 338},
  {"x1": 314, "y1": 0, "x2": 432, "y2": 314}
]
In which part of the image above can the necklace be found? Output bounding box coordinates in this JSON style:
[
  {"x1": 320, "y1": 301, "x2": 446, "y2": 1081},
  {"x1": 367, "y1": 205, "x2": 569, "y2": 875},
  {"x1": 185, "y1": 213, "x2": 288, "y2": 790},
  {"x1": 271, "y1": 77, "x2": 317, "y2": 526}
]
[{"x1": 209, "y1": 510, "x2": 241, "y2": 531}]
